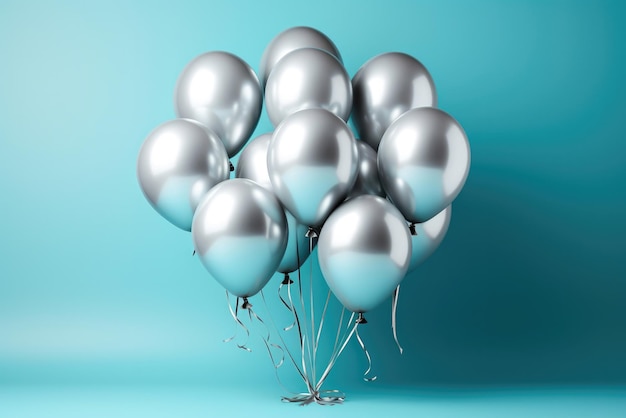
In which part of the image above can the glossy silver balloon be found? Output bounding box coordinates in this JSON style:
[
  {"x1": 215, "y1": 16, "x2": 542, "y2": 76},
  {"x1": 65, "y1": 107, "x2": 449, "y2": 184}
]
[
  {"x1": 347, "y1": 141, "x2": 385, "y2": 199},
  {"x1": 268, "y1": 109, "x2": 358, "y2": 228},
  {"x1": 137, "y1": 119, "x2": 230, "y2": 231},
  {"x1": 318, "y1": 195, "x2": 411, "y2": 313},
  {"x1": 174, "y1": 51, "x2": 262, "y2": 157},
  {"x1": 235, "y1": 133, "x2": 312, "y2": 273},
  {"x1": 265, "y1": 48, "x2": 352, "y2": 127},
  {"x1": 352, "y1": 52, "x2": 437, "y2": 150},
  {"x1": 260, "y1": 26, "x2": 342, "y2": 88},
  {"x1": 192, "y1": 179, "x2": 287, "y2": 298},
  {"x1": 378, "y1": 107, "x2": 470, "y2": 223},
  {"x1": 235, "y1": 133, "x2": 273, "y2": 190},
  {"x1": 408, "y1": 205, "x2": 451, "y2": 272}
]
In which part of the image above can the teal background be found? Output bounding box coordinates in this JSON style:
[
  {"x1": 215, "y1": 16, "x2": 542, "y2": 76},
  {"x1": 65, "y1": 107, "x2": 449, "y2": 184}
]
[{"x1": 1, "y1": 0, "x2": 625, "y2": 415}]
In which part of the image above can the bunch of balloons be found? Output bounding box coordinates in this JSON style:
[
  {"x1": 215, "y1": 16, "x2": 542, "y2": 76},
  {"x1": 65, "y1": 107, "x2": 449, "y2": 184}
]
[{"x1": 137, "y1": 26, "x2": 470, "y2": 405}]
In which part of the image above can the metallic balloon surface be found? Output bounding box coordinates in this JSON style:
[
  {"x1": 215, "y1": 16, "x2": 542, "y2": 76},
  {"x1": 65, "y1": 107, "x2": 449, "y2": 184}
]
[
  {"x1": 267, "y1": 109, "x2": 358, "y2": 228},
  {"x1": 174, "y1": 51, "x2": 262, "y2": 157},
  {"x1": 265, "y1": 48, "x2": 352, "y2": 127},
  {"x1": 235, "y1": 133, "x2": 312, "y2": 273},
  {"x1": 318, "y1": 195, "x2": 411, "y2": 313},
  {"x1": 378, "y1": 107, "x2": 470, "y2": 223},
  {"x1": 347, "y1": 141, "x2": 385, "y2": 199},
  {"x1": 137, "y1": 119, "x2": 230, "y2": 231},
  {"x1": 352, "y1": 52, "x2": 437, "y2": 150},
  {"x1": 408, "y1": 205, "x2": 451, "y2": 272},
  {"x1": 235, "y1": 132, "x2": 273, "y2": 190},
  {"x1": 259, "y1": 26, "x2": 342, "y2": 88},
  {"x1": 192, "y1": 179, "x2": 287, "y2": 298}
]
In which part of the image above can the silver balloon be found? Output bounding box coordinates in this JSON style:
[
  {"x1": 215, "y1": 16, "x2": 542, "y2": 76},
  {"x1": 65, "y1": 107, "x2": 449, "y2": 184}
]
[
  {"x1": 137, "y1": 119, "x2": 230, "y2": 231},
  {"x1": 174, "y1": 51, "x2": 262, "y2": 157},
  {"x1": 408, "y1": 205, "x2": 451, "y2": 272},
  {"x1": 259, "y1": 26, "x2": 342, "y2": 88},
  {"x1": 268, "y1": 109, "x2": 358, "y2": 228},
  {"x1": 235, "y1": 133, "x2": 273, "y2": 190},
  {"x1": 378, "y1": 107, "x2": 470, "y2": 224},
  {"x1": 352, "y1": 52, "x2": 437, "y2": 150},
  {"x1": 235, "y1": 133, "x2": 312, "y2": 273},
  {"x1": 318, "y1": 195, "x2": 411, "y2": 313},
  {"x1": 265, "y1": 48, "x2": 352, "y2": 127},
  {"x1": 192, "y1": 179, "x2": 287, "y2": 298},
  {"x1": 347, "y1": 141, "x2": 385, "y2": 200}
]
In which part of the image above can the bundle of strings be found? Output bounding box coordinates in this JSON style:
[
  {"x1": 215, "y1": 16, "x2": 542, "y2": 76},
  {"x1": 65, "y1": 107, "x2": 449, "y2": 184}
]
[{"x1": 221, "y1": 230, "x2": 395, "y2": 405}]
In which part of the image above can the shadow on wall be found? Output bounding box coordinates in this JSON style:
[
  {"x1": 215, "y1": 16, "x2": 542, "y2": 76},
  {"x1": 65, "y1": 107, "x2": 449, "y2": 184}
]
[{"x1": 349, "y1": 157, "x2": 626, "y2": 386}]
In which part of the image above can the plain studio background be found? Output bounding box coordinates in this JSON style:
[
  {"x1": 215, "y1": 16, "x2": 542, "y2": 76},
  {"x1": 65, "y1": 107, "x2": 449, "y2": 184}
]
[{"x1": 1, "y1": 0, "x2": 625, "y2": 416}]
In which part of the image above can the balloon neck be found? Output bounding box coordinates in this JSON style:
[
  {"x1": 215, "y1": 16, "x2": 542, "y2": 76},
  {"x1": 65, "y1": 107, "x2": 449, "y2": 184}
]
[
  {"x1": 409, "y1": 223, "x2": 418, "y2": 236},
  {"x1": 305, "y1": 227, "x2": 319, "y2": 238},
  {"x1": 356, "y1": 313, "x2": 368, "y2": 324},
  {"x1": 229, "y1": 161, "x2": 235, "y2": 172},
  {"x1": 281, "y1": 273, "x2": 293, "y2": 285},
  {"x1": 241, "y1": 297, "x2": 252, "y2": 310}
]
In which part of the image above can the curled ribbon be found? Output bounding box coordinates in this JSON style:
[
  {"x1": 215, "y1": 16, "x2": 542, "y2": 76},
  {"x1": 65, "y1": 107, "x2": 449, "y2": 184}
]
[
  {"x1": 355, "y1": 316, "x2": 377, "y2": 382},
  {"x1": 224, "y1": 291, "x2": 251, "y2": 352},
  {"x1": 391, "y1": 285, "x2": 404, "y2": 354}
]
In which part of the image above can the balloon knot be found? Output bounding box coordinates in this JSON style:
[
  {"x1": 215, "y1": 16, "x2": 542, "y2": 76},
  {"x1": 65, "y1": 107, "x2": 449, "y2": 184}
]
[
  {"x1": 241, "y1": 298, "x2": 252, "y2": 310},
  {"x1": 356, "y1": 313, "x2": 368, "y2": 324},
  {"x1": 229, "y1": 161, "x2": 235, "y2": 172},
  {"x1": 305, "y1": 227, "x2": 319, "y2": 238},
  {"x1": 409, "y1": 223, "x2": 418, "y2": 236},
  {"x1": 281, "y1": 273, "x2": 293, "y2": 285}
]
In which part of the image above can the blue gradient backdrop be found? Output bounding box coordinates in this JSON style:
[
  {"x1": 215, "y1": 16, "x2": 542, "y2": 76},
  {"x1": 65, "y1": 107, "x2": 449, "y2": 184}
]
[{"x1": 1, "y1": 0, "x2": 625, "y2": 416}]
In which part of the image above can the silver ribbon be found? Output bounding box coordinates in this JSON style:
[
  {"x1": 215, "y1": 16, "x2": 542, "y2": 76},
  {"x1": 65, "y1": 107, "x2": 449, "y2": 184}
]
[
  {"x1": 224, "y1": 291, "x2": 251, "y2": 352},
  {"x1": 391, "y1": 285, "x2": 404, "y2": 354},
  {"x1": 355, "y1": 322, "x2": 377, "y2": 382},
  {"x1": 259, "y1": 291, "x2": 308, "y2": 388},
  {"x1": 281, "y1": 389, "x2": 346, "y2": 406},
  {"x1": 315, "y1": 314, "x2": 358, "y2": 390},
  {"x1": 244, "y1": 299, "x2": 285, "y2": 369}
]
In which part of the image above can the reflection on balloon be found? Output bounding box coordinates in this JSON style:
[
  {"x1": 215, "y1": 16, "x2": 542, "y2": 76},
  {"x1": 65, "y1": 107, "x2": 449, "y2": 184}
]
[
  {"x1": 268, "y1": 109, "x2": 358, "y2": 228},
  {"x1": 318, "y1": 195, "x2": 411, "y2": 313},
  {"x1": 265, "y1": 48, "x2": 352, "y2": 127},
  {"x1": 235, "y1": 132, "x2": 273, "y2": 190},
  {"x1": 352, "y1": 52, "x2": 437, "y2": 150},
  {"x1": 259, "y1": 26, "x2": 342, "y2": 88},
  {"x1": 137, "y1": 119, "x2": 230, "y2": 231},
  {"x1": 378, "y1": 107, "x2": 470, "y2": 224},
  {"x1": 192, "y1": 179, "x2": 287, "y2": 298},
  {"x1": 408, "y1": 205, "x2": 451, "y2": 272},
  {"x1": 347, "y1": 141, "x2": 385, "y2": 200},
  {"x1": 174, "y1": 51, "x2": 262, "y2": 157}
]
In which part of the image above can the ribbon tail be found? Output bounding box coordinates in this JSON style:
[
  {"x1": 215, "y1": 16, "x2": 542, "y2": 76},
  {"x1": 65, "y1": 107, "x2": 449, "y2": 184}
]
[
  {"x1": 355, "y1": 324, "x2": 377, "y2": 382},
  {"x1": 278, "y1": 282, "x2": 296, "y2": 331},
  {"x1": 295, "y1": 234, "x2": 313, "y2": 392},
  {"x1": 247, "y1": 304, "x2": 285, "y2": 370},
  {"x1": 392, "y1": 285, "x2": 404, "y2": 354},
  {"x1": 259, "y1": 291, "x2": 308, "y2": 386},
  {"x1": 224, "y1": 291, "x2": 251, "y2": 352},
  {"x1": 308, "y1": 234, "x2": 317, "y2": 384}
]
